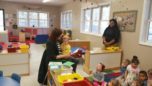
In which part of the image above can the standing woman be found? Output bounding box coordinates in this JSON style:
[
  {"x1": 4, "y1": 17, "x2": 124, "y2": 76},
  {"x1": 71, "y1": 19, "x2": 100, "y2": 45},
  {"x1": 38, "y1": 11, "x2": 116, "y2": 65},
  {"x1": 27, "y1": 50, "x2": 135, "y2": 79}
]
[
  {"x1": 38, "y1": 28, "x2": 78, "y2": 85},
  {"x1": 102, "y1": 19, "x2": 120, "y2": 47}
]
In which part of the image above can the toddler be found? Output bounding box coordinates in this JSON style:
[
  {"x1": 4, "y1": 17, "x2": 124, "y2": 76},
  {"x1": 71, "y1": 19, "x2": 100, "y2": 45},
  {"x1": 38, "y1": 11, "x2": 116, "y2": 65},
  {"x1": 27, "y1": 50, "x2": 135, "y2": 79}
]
[
  {"x1": 118, "y1": 59, "x2": 130, "y2": 85},
  {"x1": 148, "y1": 69, "x2": 152, "y2": 86},
  {"x1": 120, "y1": 59, "x2": 130, "y2": 74},
  {"x1": 61, "y1": 35, "x2": 83, "y2": 57},
  {"x1": 93, "y1": 63, "x2": 105, "y2": 86},
  {"x1": 108, "y1": 79, "x2": 121, "y2": 86},
  {"x1": 130, "y1": 79, "x2": 140, "y2": 86},
  {"x1": 125, "y1": 56, "x2": 140, "y2": 85},
  {"x1": 60, "y1": 35, "x2": 71, "y2": 55},
  {"x1": 139, "y1": 70, "x2": 148, "y2": 86}
]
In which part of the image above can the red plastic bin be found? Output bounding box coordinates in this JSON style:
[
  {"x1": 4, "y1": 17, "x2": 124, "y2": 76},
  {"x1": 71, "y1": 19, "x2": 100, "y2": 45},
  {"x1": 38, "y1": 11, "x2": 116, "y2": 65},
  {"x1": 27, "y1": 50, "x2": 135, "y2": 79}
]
[
  {"x1": 63, "y1": 79, "x2": 92, "y2": 86},
  {"x1": 7, "y1": 47, "x2": 16, "y2": 53}
]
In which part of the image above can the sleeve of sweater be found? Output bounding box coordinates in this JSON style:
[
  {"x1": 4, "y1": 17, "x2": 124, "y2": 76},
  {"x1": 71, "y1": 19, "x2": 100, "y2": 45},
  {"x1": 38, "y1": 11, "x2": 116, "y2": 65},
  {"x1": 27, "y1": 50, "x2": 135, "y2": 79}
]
[{"x1": 46, "y1": 40, "x2": 58, "y2": 59}]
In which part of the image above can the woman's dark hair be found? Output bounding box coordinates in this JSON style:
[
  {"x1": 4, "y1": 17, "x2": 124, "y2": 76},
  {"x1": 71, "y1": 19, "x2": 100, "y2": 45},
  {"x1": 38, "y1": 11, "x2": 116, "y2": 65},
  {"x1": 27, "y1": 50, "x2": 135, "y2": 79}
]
[
  {"x1": 131, "y1": 56, "x2": 140, "y2": 65},
  {"x1": 49, "y1": 28, "x2": 63, "y2": 41},
  {"x1": 139, "y1": 70, "x2": 148, "y2": 80},
  {"x1": 109, "y1": 19, "x2": 119, "y2": 29}
]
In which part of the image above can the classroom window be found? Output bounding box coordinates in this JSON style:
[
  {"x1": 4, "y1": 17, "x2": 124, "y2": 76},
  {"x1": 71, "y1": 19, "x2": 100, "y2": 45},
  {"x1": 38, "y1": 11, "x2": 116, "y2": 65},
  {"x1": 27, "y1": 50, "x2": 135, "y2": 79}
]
[
  {"x1": 18, "y1": 11, "x2": 49, "y2": 28},
  {"x1": 83, "y1": 9, "x2": 91, "y2": 32},
  {"x1": 81, "y1": 5, "x2": 110, "y2": 36},
  {"x1": 140, "y1": 0, "x2": 152, "y2": 46},
  {"x1": 0, "y1": 9, "x2": 5, "y2": 32},
  {"x1": 61, "y1": 10, "x2": 72, "y2": 29}
]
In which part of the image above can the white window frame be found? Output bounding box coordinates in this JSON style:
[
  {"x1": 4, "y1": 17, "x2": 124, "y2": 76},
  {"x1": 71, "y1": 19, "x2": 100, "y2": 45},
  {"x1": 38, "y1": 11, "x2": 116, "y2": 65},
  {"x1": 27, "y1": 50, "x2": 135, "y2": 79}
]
[
  {"x1": 17, "y1": 10, "x2": 49, "y2": 28},
  {"x1": 139, "y1": 0, "x2": 152, "y2": 46},
  {"x1": 60, "y1": 10, "x2": 72, "y2": 30},
  {"x1": 80, "y1": 3, "x2": 111, "y2": 36},
  {"x1": 0, "y1": 9, "x2": 5, "y2": 32}
]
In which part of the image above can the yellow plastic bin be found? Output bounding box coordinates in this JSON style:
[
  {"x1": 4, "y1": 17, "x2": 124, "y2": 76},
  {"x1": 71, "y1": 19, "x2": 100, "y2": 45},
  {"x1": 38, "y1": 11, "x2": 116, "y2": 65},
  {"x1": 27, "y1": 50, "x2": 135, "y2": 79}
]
[
  {"x1": 57, "y1": 73, "x2": 84, "y2": 84},
  {"x1": 105, "y1": 46, "x2": 120, "y2": 52},
  {"x1": 20, "y1": 45, "x2": 29, "y2": 53}
]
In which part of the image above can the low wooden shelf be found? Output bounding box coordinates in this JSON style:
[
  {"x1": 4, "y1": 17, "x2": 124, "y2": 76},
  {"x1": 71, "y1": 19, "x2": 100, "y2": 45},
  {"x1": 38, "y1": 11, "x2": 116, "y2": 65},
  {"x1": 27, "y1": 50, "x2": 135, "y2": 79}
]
[
  {"x1": 0, "y1": 50, "x2": 30, "y2": 76},
  {"x1": 83, "y1": 50, "x2": 122, "y2": 74}
]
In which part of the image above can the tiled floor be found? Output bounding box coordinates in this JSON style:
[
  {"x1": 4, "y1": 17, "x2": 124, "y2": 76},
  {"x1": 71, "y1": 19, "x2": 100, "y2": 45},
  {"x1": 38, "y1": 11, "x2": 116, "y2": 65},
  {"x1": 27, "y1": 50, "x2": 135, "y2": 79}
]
[{"x1": 21, "y1": 44, "x2": 88, "y2": 86}]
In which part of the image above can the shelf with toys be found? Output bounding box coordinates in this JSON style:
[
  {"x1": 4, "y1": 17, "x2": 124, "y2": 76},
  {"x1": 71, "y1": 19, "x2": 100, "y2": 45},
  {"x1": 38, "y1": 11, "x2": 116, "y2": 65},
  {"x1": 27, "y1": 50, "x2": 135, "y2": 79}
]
[{"x1": 0, "y1": 43, "x2": 30, "y2": 76}]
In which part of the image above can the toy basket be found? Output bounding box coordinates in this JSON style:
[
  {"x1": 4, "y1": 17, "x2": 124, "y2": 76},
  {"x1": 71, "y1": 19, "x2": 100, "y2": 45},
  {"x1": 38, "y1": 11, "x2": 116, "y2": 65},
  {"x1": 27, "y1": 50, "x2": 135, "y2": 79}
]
[
  {"x1": 7, "y1": 47, "x2": 16, "y2": 53},
  {"x1": 63, "y1": 78, "x2": 92, "y2": 86},
  {"x1": 57, "y1": 73, "x2": 84, "y2": 84},
  {"x1": 20, "y1": 45, "x2": 29, "y2": 53}
]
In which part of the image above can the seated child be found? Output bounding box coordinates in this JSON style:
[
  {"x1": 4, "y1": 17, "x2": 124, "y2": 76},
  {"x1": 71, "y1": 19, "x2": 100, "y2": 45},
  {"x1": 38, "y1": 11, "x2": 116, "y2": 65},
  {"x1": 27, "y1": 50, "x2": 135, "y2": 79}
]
[
  {"x1": 130, "y1": 79, "x2": 140, "y2": 86},
  {"x1": 60, "y1": 35, "x2": 71, "y2": 55},
  {"x1": 120, "y1": 59, "x2": 130, "y2": 74},
  {"x1": 138, "y1": 70, "x2": 148, "y2": 86},
  {"x1": 147, "y1": 69, "x2": 152, "y2": 86},
  {"x1": 118, "y1": 59, "x2": 130, "y2": 85},
  {"x1": 125, "y1": 56, "x2": 140, "y2": 85},
  {"x1": 92, "y1": 63, "x2": 106, "y2": 86},
  {"x1": 61, "y1": 35, "x2": 83, "y2": 57},
  {"x1": 108, "y1": 79, "x2": 121, "y2": 86}
]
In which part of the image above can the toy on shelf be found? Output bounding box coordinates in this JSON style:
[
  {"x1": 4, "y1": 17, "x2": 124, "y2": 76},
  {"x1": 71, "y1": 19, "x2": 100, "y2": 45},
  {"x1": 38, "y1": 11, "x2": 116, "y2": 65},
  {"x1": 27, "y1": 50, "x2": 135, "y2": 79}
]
[
  {"x1": 8, "y1": 31, "x2": 19, "y2": 42},
  {"x1": 104, "y1": 46, "x2": 120, "y2": 52},
  {"x1": 19, "y1": 44, "x2": 29, "y2": 53},
  {"x1": 7, "y1": 44, "x2": 17, "y2": 53}
]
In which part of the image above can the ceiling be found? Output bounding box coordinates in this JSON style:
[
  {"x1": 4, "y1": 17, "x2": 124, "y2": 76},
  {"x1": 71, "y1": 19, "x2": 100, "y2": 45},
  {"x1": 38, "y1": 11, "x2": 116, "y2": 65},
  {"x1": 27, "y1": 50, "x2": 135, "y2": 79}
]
[{"x1": 2, "y1": 0, "x2": 73, "y2": 6}]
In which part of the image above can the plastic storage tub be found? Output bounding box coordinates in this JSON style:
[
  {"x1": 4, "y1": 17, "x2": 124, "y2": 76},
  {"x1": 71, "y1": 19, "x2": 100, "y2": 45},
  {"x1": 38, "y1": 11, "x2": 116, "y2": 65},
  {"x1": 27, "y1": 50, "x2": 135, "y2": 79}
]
[
  {"x1": 63, "y1": 78, "x2": 92, "y2": 86},
  {"x1": 20, "y1": 44, "x2": 29, "y2": 53},
  {"x1": 7, "y1": 47, "x2": 16, "y2": 53},
  {"x1": 57, "y1": 73, "x2": 84, "y2": 84}
]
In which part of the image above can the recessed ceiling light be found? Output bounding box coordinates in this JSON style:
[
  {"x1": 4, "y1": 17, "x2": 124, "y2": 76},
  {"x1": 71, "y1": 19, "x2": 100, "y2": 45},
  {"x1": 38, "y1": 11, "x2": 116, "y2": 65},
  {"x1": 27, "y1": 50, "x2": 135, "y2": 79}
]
[{"x1": 42, "y1": 0, "x2": 51, "y2": 3}]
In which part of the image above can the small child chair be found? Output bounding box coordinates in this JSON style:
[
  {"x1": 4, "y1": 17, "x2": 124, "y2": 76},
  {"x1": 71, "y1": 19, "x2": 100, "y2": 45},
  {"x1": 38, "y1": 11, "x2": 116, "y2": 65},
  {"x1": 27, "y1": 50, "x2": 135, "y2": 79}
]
[
  {"x1": 11, "y1": 73, "x2": 21, "y2": 83},
  {"x1": 0, "y1": 70, "x2": 3, "y2": 77}
]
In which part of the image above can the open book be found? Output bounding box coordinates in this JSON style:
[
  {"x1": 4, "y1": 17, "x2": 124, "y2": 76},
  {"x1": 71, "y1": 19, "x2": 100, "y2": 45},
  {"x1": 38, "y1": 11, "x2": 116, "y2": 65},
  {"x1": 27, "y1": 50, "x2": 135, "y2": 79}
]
[{"x1": 71, "y1": 47, "x2": 86, "y2": 58}]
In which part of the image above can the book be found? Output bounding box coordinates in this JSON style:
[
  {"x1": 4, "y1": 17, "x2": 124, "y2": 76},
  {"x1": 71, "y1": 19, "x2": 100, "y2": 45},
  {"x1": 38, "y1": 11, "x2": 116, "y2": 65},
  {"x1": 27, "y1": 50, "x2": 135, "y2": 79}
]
[
  {"x1": 71, "y1": 47, "x2": 86, "y2": 58},
  {"x1": 49, "y1": 62, "x2": 62, "y2": 70},
  {"x1": 63, "y1": 61, "x2": 74, "y2": 67}
]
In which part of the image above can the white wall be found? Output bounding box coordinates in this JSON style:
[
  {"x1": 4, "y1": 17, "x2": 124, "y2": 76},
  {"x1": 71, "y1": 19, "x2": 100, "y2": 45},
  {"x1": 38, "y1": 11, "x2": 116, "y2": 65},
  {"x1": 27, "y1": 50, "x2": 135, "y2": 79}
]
[
  {"x1": 0, "y1": 1, "x2": 61, "y2": 35},
  {"x1": 61, "y1": 0, "x2": 152, "y2": 70}
]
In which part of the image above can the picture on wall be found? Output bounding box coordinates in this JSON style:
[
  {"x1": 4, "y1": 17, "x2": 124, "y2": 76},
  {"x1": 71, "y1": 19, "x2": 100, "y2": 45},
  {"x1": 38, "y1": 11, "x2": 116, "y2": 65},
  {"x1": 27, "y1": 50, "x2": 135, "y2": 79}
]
[{"x1": 113, "y1": 10, "x2": 137, "y2": 32}]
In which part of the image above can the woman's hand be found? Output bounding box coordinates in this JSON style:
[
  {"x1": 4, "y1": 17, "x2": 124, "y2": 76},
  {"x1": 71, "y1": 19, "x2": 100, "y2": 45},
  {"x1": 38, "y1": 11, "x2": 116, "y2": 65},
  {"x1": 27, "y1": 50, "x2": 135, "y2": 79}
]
[
  {"x1": 56, "y1": 54, "x2": 71, "y2": 59},
  {"x1": 104, "y1": 39, "x2": 115, "y2": 46}
]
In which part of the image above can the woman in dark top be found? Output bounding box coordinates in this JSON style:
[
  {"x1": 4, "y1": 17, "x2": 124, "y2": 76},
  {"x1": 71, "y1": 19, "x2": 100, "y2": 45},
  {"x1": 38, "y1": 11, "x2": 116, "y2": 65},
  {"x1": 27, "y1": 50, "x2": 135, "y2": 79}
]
[
  {"x1": 102, "y1": 19, "x2": 120, "y2": 47},
  {"x1": 38, "y1": 28, "x2": 78, "y2": 85}
]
